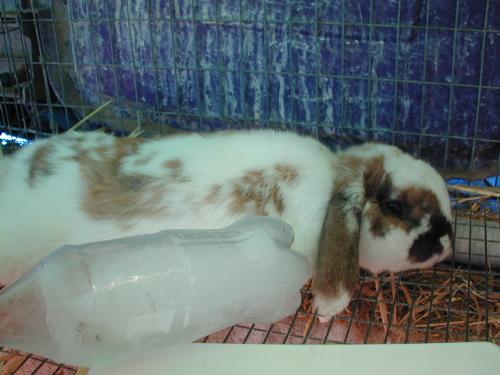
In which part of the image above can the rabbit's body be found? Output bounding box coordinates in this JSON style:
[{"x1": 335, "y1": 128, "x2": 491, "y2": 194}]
[
  {"x1": 0, "y1": 131, "x2": 333, "y2": 283},
  {"x1": 0, "y1": 130, "x2": 453, "y2": 317}
]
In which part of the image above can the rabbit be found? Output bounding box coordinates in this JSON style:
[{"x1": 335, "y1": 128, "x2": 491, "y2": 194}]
[{"x1": 0, "y1": 129, "x2": 453, "y2": 317}]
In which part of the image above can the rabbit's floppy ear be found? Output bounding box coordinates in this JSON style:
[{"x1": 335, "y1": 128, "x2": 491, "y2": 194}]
[{"x1": 313, "y1": 156, "x2": 387, "y2": 309}]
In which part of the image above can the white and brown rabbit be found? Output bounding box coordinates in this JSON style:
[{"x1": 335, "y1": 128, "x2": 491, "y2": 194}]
[{"x1": 0, "y1": 130, "x2": 452, "y2": 317}]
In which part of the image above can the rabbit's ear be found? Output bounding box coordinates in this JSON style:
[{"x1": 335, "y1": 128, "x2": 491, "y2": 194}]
[
  {"x1": 313, "y1": 188, "x2": 362, "y2": 305},
  {"x1": 313, "y1": 156, "x2": 387, "y2": 311}
]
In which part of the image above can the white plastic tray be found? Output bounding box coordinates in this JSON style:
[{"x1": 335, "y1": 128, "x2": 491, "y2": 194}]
[{"x1": 90, "y1": 342, "x2": 500, "y2": 375}]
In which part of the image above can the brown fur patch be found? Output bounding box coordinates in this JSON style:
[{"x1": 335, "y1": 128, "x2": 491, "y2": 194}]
[
  {"x1": 80, "y1": 138, "x2": 168, "y2": 222},
  {"x1": 275, "y1": 164, "x2": 299, "y2": 183},
  {"x1": 313, "y1": 195, "x2": 360, "y2": 299},
  {"x1": 363, "y1": 156, "x2": 387, "y2": 198},
  {"x1": 28, "y1": 143, "x2": 55, "y2": 187},
  {"x1": 365, "y1": 203, "x2": 412, "y2": 236},
  {"x1": 400, "y1": 187, "x2": 440, "y2": 221},
  {"x1": 164, "y1": 158, "x2": 190, "y2": 182},
  {"x1": 362, "y1": 157, "x2": 409, "y2": 236},
  {"x1": 231, "y1": 169, "x2": 269, "y2": 214},
  {"x1": 204, "y1": 184, "x2": 222, "y2": 204},
  {"x1": 229, "y1": 165, "x2": 297, "y2": 215},
  {"x1": 363, "y1": 158, "x2": 441, "y2": 236},
  {"x1": 164, "y1": 158, "x2": 181, "y2": 170}
]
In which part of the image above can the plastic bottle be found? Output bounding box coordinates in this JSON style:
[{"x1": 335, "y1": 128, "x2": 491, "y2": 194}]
[{"x1": 0, "y1": 217, "x2": 310, "y2": 367}]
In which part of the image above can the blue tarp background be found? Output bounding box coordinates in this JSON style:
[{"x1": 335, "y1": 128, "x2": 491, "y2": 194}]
[{"x1": 33, "y1": 0, "x2": 499, "y2": 170}]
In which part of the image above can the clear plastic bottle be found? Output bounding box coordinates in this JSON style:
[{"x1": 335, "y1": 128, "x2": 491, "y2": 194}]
[{"x1": 0, "y1": 217, "x2": 310, "y2": 367}]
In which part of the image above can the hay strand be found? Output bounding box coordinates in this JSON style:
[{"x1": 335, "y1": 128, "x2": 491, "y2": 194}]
[
  {"x1": 353, "y1": 265, "x2": 500, "y2": 343},
  {"x1": 375, "y1": 277, "x2": 389, "y2": 334},
  {"x1": 302, "y1": 308, "x2": 318, "y2": 338},
  {"x1": 128, "y1": 127, "x2": 144, "y2": 138},
  {"x1": 448, "y1": 184, "x2": 500, "y2": 198},
  {"x1": 69, "y1": 100, "x2": 113, "y2": 132}
]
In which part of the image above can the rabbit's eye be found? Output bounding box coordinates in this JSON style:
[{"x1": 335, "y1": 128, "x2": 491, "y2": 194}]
[{"x1": 384, "y1": 200, "x2": 405, "y2": 217}]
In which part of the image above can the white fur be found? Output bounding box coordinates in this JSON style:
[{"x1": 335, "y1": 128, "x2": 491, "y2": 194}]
[
  {"x1": 0, "y1": 130, "x2": 453, "y2": 318},
  {"x1": 313, "y1": 287, "x2": 351, "y2": 319},
  {"x1": 0, "y1": 130, "x2": 334, "y2": 285},
  {"x1": 359, "y1": 208, "x2": 430, "y2": 273}
]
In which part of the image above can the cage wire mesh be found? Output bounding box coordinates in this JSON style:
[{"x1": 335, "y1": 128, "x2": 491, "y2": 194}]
[{"x1": 0, "y1": 0, "x2": 499, "y2": 374}]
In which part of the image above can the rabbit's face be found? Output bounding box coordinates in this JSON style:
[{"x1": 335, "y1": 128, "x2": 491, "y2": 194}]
[
  {"x1": 357, "y1": 149, "x2": 453, "y2": 274},
  {"x1": 313, "y1": 143, "x2": 453, "y2": 317}
]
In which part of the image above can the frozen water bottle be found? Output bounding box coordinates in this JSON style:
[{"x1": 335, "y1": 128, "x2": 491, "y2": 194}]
[{"x1": 0, "y1": 217, "x2": 310, "y2": 367}]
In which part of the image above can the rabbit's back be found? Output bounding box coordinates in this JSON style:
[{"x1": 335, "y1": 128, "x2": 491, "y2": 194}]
[{"x1": 0, "y1": 130, "x2": 335, "y2": 285}]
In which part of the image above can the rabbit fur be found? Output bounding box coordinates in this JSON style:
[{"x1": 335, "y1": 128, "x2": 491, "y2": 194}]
[{"x1": 0, "y1": 130, "x2": 453, "y2": 317}]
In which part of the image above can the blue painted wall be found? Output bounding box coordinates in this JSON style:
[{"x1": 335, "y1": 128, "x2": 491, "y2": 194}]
[{"x1": 38, "y1": 0, "x2": 499, "y2": 170}]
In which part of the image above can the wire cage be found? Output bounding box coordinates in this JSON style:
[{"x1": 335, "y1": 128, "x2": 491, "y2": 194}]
[{"x1": 0, "y1": 0, "x2": 499, "y2": 374}]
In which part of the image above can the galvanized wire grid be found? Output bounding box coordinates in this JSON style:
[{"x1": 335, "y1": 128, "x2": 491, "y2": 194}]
[{"x1": 0, "y1": 1, "x2": 499, "y2": 169}]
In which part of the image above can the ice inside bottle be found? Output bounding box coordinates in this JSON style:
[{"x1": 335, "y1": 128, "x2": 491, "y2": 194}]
[{"x1": 0, "y1": 217, "x2": 311, "y2": 367}]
